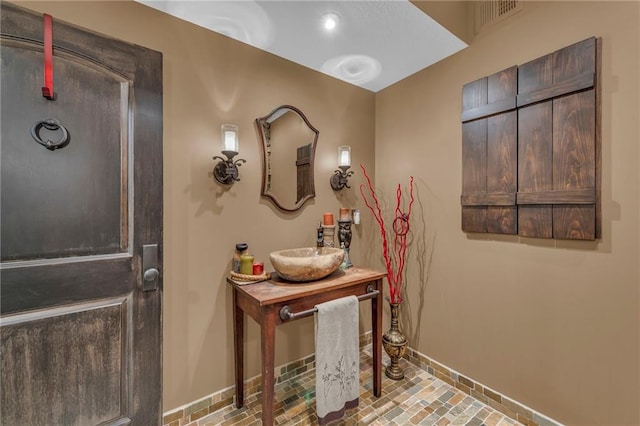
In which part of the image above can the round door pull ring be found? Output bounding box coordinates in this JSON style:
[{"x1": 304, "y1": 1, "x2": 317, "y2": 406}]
[{"x1": 30, "y1": 118, "x2": 70, "y2": 151}]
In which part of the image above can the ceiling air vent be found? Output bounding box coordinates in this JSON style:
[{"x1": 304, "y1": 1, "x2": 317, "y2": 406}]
[{"x1": 475, "y1": 0, "x2": 522, "y2": 33}]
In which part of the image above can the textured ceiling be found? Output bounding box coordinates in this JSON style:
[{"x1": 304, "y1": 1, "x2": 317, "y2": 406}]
[{"x1": 137, "y1": 1, "x2": 467, "y2": 92}]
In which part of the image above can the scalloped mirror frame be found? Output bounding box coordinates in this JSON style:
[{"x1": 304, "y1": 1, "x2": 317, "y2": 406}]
[{"x1": 255, "y1": 105, "x2": 319, "y2": 212}]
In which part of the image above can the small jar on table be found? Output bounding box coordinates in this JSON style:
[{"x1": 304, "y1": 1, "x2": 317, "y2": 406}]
[{"x1": 240, "y1": 254, "x2": 255, "y2": 275}]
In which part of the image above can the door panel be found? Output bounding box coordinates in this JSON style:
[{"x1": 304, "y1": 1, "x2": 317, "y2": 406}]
[
  {"x1": 1, "y1": 297, "x2": 131, "y2": 425},
  {"x1": 0, "y1": 3, "x2": 162, "y2": 425},
  {"x1": 1, "y1": 41, "x2": 129, "y2": 261}
]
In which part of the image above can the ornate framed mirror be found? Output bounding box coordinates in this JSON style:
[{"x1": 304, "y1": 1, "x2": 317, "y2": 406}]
[{"x1": 256, "y1": 105, "x2": 318, "y2": 212}]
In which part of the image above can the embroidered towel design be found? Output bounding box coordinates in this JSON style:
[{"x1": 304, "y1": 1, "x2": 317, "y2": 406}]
[{"x1": 315, "y1": 296, "x2": 359, "y2": 424}]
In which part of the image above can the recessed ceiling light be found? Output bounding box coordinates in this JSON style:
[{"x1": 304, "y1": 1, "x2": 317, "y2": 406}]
[{"x1": 321, "y1": 12, "x2": 340, "y2": 32}]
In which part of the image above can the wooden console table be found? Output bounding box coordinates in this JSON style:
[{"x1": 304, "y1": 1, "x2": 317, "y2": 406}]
[{"x1": 229, "y1": 267, "x2": 386, "y2": 426}]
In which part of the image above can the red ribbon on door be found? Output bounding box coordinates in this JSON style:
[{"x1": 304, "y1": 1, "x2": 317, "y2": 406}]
[{"x1": 42, "y1": 13, "x2": 54, "y2": 100}]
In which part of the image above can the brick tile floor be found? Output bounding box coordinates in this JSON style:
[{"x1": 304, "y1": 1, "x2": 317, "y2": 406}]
[{"x1": 193, "y1": 347, "x2": 522, "y2": 426}]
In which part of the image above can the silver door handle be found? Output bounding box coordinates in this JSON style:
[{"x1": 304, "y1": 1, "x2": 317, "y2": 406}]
[
  {"x1": 144, "y1": 268, "x2": 159, "y2": 282},
  {"x1": 142, "y1": 244, "x2": 159, "y2": 291}
]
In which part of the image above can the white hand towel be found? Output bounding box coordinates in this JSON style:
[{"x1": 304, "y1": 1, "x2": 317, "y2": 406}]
[{"x1": 315, "y1": 295, "x2": 359, "y2": 425}]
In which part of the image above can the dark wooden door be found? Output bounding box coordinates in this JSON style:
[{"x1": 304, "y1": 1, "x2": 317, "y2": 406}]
[
  {"x1": 296, "y1": 143, "x2": 312, "y2": 203},
  {"x1": 0, "y1": 3, "x2": 163, "y2": 425}
]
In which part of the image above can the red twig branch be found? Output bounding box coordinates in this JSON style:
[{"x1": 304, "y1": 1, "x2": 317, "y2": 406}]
[{"x1": 360, "y1": 165, "x2": 414, "y2": 304}]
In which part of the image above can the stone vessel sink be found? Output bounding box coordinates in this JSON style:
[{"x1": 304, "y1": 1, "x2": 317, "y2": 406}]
[{"x1": 270, "y1": 247, "x2": 344, "y2": 282}]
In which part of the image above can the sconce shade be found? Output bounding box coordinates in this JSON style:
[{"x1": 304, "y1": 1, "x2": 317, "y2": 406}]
[
  {"x1": 221, "y1": 124, "x2": 238, "y2": 153},
  {"x1": 338, "y1": 145, "x2": 351, "y2": 168},
  {"x1": 330, "y1": 145, "x2": 354, "y2": 191},
  {"x1": 213, "y1": 124, "x2": 245, "y2": 185}
]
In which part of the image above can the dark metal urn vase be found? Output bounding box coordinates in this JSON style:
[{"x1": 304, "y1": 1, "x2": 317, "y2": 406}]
[{"x1": 382, "y1": 302, "x2": 407, "y2": 380}]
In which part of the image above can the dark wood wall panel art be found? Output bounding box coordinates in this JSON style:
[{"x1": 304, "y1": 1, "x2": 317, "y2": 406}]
[
  {"x1": 462, "y1": 119, "x2": 488, "y2": 233},
  {"x1": 461, "y1": 37, "x2": 600, "y2": 241},
  {"x1": 518, "y1": 102, "x2": 553, "y2": 238},
  {"x1": 461, "y1": 77, "x2": 488, "y2": 233},
  {"x1": 461, "y1": 66, "x2": 517, "y2": 235},
  {"x1": 486, "y1": 112, "x2": 517, "y2": 234},
  {"x1": 552, "y1": 91, "x2": 596, "y2": 239}
]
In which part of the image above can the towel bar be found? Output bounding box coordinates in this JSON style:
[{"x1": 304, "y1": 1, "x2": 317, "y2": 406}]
[{"x1": 279, "y1": 284, "x2": 378, "y2": 321}]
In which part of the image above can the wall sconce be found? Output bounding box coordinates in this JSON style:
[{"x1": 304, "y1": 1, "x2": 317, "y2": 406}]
[
  {"x1": 213, "y1": 124, "x2": 246, "y2": 185},
  {"x1": 330, "y1": 145, "x2": 354, "y2": 190}
]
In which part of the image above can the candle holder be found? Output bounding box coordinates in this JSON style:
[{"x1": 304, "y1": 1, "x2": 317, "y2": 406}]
[
  {"x1": 322, "y1": 225, "x2": 335, "y2": 247},
  {"x1": 338, "y1": 219, "x2": 353, "y2": 268}
]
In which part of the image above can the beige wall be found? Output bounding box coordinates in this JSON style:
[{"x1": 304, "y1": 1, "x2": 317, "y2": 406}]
[
  {"x1": 376, "y1": 2, "x2": 639, "y2": 425},
  {"x1": 14, "y1": 1, "x2": 640, "y2": 424},
  {"x1": 410, "y1": 0, "x2": 472, "y2": 44},
  {"x1": 16, "y1": 0, "x2": 377, "y2": 411}
]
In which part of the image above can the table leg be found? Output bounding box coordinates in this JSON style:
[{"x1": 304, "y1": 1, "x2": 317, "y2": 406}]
[
  {"x1": 233, "y1": 288, "x2": 244, "y2": 408},
  {"x1": 372, "y1": 279, "x2": 382, "y2": 397},
  {"x1": 260, "y1": 310, "x2": 277, "y2": 425}
]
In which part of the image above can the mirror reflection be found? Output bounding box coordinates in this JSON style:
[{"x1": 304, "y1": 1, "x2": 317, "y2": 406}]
[{"x1": 256, "y1": 105, "x2": 318, "y2": 212}]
